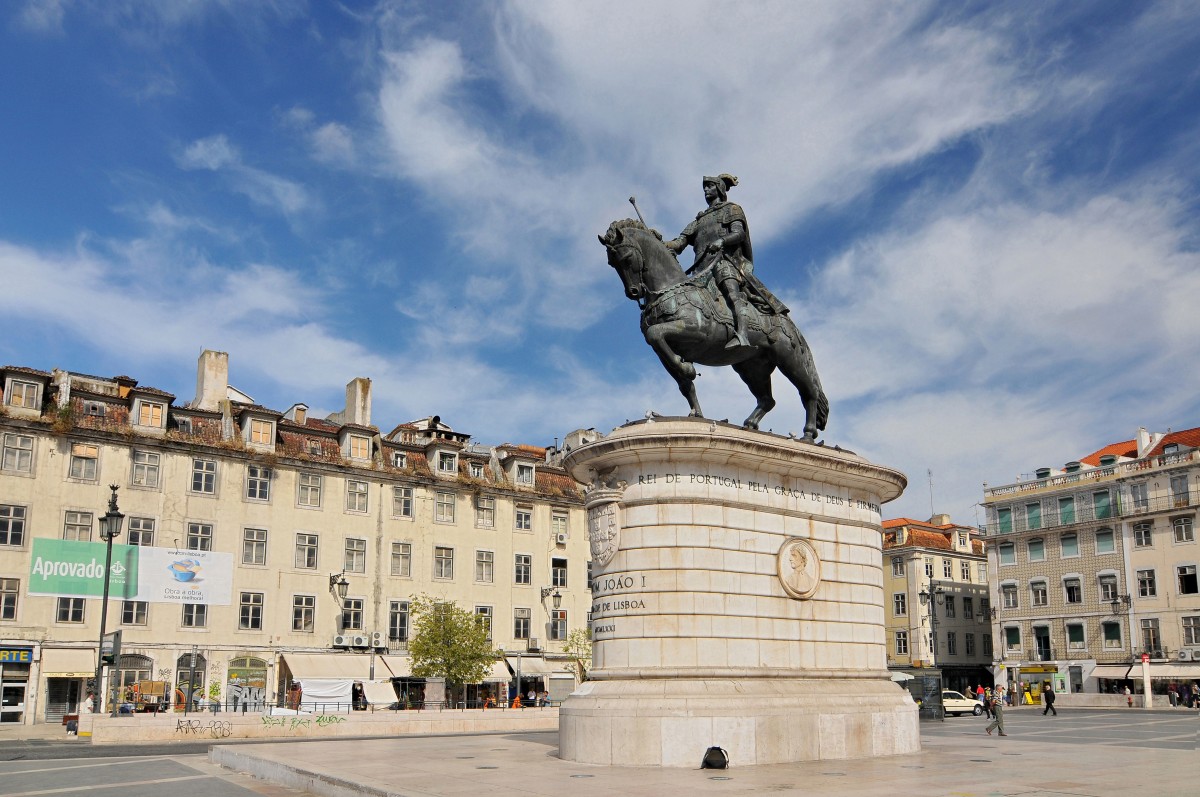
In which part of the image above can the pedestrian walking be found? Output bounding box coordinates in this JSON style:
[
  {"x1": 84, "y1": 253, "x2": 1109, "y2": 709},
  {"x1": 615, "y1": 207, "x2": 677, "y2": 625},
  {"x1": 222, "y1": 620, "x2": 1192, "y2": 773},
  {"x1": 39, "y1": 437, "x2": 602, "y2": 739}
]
[
  {"x1": 1041, "y1": 683, "x2": 1057, "y2": 716},
  {"x1": 982, "y1": 687, "x2": 993, "y2": 719},
  {"x1": 985, "y1": 687, "x2": 1007, "y2": 736}
]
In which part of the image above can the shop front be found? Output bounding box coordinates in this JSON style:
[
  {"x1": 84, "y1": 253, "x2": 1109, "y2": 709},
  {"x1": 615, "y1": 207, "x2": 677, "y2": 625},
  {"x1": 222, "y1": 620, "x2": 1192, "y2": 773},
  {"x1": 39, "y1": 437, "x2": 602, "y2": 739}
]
[
  {"x1": 1, "y1": 646, "x2": 33, "y2": 724},
  {"x1": 40, "y1": 646, "x2": 95, "y2": 724}
]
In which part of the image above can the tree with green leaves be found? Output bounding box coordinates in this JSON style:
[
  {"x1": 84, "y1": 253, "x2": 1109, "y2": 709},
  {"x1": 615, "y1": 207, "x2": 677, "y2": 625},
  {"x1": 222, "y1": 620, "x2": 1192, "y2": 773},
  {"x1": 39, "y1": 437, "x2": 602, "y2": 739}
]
[
  {"x1": 563, "y1": 627, "x2": 592, "y2": 682},
  {"x1": 407, "y1": 595, "x2": 498, "y2": 701}
]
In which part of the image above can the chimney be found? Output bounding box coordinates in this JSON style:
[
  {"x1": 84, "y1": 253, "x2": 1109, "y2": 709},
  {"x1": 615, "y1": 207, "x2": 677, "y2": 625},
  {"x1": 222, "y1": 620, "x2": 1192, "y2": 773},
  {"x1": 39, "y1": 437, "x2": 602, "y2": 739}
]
[
  {"x1": 194, "y1": 350, "x2": 229, "y2": 411},
  {"x1": 928, "y1": 513, "x2": 951, "y2": 527},
  {"x1": 344, "y1": 378, "x2": 372, "y2": 426}
]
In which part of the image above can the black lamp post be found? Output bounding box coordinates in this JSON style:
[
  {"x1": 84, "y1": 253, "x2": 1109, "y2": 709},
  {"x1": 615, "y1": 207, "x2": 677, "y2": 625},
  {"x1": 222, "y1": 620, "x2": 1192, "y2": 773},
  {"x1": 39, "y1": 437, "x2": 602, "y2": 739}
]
[
  {"x1": 918, "y1": 584, "x2": 946, "y2": 664},
  {"x1": 92, "y1": 485, "x2": 124, "y2": 714}
]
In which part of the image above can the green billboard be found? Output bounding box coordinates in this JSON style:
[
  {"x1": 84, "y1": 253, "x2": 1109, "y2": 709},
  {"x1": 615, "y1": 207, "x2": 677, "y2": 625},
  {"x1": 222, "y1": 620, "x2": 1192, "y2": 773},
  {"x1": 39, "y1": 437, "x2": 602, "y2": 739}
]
[{"x1": 28, "y1": 538, "x2": 139, "y2": 598}]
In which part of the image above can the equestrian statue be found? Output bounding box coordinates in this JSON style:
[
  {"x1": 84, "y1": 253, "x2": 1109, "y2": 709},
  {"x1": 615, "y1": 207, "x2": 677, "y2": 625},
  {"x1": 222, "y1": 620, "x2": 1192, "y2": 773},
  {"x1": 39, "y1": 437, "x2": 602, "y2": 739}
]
[{"x1": 599, "y1": 174, "x2": 828, "y2": 441}]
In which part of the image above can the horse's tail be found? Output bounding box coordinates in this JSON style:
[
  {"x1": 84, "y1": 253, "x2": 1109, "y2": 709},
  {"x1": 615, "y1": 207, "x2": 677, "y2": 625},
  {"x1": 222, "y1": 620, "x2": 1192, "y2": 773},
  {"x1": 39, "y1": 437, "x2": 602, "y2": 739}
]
[{"x1": 814, "y1": 387, "x2": 829, "y2": 432}]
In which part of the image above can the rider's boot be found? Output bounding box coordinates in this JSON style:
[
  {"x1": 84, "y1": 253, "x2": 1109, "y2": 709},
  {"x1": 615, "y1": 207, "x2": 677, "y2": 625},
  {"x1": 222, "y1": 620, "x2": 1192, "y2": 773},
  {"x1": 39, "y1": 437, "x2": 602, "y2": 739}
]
[{"x1": 721, "y1": 279, "x2": 753, "y2": 350}]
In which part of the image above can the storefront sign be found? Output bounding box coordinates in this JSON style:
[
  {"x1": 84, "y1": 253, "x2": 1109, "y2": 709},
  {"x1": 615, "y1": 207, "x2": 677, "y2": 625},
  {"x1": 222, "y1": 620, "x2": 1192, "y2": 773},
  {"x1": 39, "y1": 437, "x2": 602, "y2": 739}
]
[{"x1": 0, "y1": 647, "x2": 33, "y2": 663}]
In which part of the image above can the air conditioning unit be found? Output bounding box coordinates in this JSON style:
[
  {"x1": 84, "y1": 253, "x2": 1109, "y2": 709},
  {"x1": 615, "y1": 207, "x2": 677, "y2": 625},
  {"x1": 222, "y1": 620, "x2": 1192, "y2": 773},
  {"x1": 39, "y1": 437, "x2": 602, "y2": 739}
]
[
  {"x1": 1178, "y1": 649, "x2": 1194, "y2": 662},
  {"x1": 332, "y1": 634, "x2": 351, "y2": 648},
  {"x1": 527, "y1": 637, "x2": 540, "y2": 652},
  {"x1": 350, "y1": 634, "x2": 370, "y2": 648},
  {"x1": 370, "y1": 631, "x2": 385, "y2": 649},
  {"x1": 555, "y1": 532, "x2": 568, "y2": 545}
]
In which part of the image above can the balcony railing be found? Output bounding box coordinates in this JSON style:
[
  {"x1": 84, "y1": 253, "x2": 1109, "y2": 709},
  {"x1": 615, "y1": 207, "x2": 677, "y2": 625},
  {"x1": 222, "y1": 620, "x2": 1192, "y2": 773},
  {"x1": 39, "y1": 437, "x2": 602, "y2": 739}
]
[
  {"x1": 983, "y1": 449, "x2": 1200, "y2": 501},
  {"x1": 982, "y1": 488, "x2": 1200, "y2": 536},
  {"x1": 1027, "y1": 647, "x2": 1056, "y2": 662}
]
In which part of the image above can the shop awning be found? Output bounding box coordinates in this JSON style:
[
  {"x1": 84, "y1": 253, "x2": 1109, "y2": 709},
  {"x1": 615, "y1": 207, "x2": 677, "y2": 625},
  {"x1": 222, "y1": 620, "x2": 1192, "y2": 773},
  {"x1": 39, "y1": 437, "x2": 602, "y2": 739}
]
[
  {"x1": 1090, "y1": 665, "x2": 1136, "y2": 678},
  {"x1": 1143, "y1": 664, "x2": 1200, "y2": 678},
  {"x1": 40, "y1": 647, "x2": 95, "y2": 677},
  {"x1": 363, "y1": 680, "x2": 398, "y2": 706},
  {"x1": 280, "y1": 652, "x2": 376, "y2": 680},
  {"x1": 377, "y1": 657, "x2": 508, "y2": 683},
  {"x1": 505, "y1": 656, "x2": 565, "y2": 676},
  {"x1": 485, "y1": 661, "x2": 511, "y2": 682},
  {"x1": 379, "y1": 655, "x2": 413, "y2": 678}
]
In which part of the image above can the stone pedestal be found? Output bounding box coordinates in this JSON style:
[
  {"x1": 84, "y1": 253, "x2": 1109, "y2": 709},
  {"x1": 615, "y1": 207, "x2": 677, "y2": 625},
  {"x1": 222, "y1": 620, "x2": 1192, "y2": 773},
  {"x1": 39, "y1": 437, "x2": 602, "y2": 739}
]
[{"x1": 558, "y1": 419, "x2": 918, "y2": 767}]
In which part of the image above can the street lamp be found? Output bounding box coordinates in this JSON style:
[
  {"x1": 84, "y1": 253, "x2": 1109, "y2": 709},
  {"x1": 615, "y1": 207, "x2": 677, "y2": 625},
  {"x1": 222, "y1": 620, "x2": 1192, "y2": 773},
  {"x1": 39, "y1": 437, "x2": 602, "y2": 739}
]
[
  {"x1": 540, "y1": 586, "x2": 563, "y2": 609},
  {"x1": 918, "y1": 584, "x2": 946, "y2": 664},
  {"x1": 328, "y1": 571, "x2": 349, "y2": 601},
  {"x1": 92, "y1": 485, "x2": 124, "y2": 714},
  {"x1": 1110, "y1": 594, "x2": 1132, "y2": 615}
]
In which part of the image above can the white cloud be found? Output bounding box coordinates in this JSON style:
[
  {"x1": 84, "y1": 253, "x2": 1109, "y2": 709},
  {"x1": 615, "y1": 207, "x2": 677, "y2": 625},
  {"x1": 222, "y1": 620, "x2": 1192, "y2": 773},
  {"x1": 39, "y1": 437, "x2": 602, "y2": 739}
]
[
  {"x1": 310, "y1": 122, "x2": 355, "y2": 165},
  {"x1": 176, "y1": 134, "x2": 314, "y2": 217},
  {"x1": 17, "y1": 0, "x2": 68, "y2": 33}
]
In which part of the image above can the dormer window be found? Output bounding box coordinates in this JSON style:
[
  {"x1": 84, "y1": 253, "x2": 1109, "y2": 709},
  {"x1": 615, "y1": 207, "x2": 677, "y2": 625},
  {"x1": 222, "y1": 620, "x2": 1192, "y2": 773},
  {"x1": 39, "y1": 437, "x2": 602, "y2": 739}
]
[
  {"x1": 392, "y1": 452, "x2": 407, "y2": 468},
  {"x1": 469, "y1": 462, "x2": 484, "y2": 479},
  {"x1": 348, "y1": 434, "x2": 371, "y2": 460},
  {"x1": 176, "y1": 417, "x2": 193, "y2": 435},
  {"x1": 84, "y1": 401, "x2": 106, "y2": 417},
  {"x1": 248, "y1": 418, "x2": 274, "y2": 445},
  {"x1": 1163, "y1": 443, "x2": 1180, "y2": 455},
  {"x1": 957, "y1": 531, "x2": 967, "y2": 547},
  {"x1": 5, "y1": 379, "x2": 40, "y2": 410},
  {"x1": 307, "y1": 440, "x2": 322, "y2": 456},
  {"x1": 437, "y1": 452, "x2": 457, "y2": 474},
  {"x1": 516, "y1": 464, "x2": 535, "y2": 485},
  {"x1": 135, "y1": 400, "x2": 165, "y2": 428}
]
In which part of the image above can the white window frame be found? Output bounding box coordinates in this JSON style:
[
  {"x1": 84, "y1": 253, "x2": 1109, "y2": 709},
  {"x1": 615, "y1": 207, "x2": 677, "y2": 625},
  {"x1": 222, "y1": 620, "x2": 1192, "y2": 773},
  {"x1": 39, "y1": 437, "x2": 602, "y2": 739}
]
[
  {"x1": 242, "y1": 528, "x2": 267, "y2": 566},
  {"x1": 475, "y1": 495, "x2": 495, "y2": 528},
  {"x1": 293, "y1": 595, "x2": 316, "y2": 632},
  {"x1": 348, "y1": 434, "x2": 371, "y2": 460},
  {"x1": 434, "y1": 546, "x2": 454, "y2": 580},
  {"x1": 239, "y1": 592, "x2": 264, "y2": 630},
  {"x1": 515, "y1": 508, "x2": 532, "y2": 531},
  {"x1": 131, "y1": 450, "x2": 160, "y2": 488},
  {"x1": 181, "y1": 603, "x2": 208, "y2": 628},
  {"x1": 1, "y1": 433, "x2": 33, "y2": 474},
  {"x1": 516, "y1": 463, "x2": 535, "y2": 485},
  {"x1": 298, "y1": 473, "x2": 323, "y2": 508},
  {"x1": 437, "y1": 452, "x2": 457, "y2": 474},
  {"x1": 475, "y1": 549, "x2": 494, "y2": 583},
  {"x1": 5, "y1": 379, "x2": 40, "y2": 409},
  {"x1": 893, "y1": 592, "x2": 907, "y2": 616},
  {"x1": 891, "y1": 556, "x2": 904, "y2": 577},
  {"x1": 135, "y1": 400, "x2": 165, "y2": 429},
  {"x1": 248, "y1": 418, "x2": 274, "y2": 446},
  {"x1": 345, "y1": 479, "x2": 368, "y2": 513},
  {"x1": 1173, "y1": 516, "x2": 1195, "y2": 544},
  {"x1": 190, "y1": 458, "x2": 217, "y2": 495},
  {"x1": 393, "y1": 486, "x2": 414, "y2": 518},
  {"x1": 435, "y1": 491, "x2": 456, "y2": 523},
  {"x1": 344, "y1": 538, "x2": 367, "y2": 573},
  {"x1": 295, "y1": 533, "x2": 319, "y2": 569},
  {"x1": 246, "y1": 465, "x2": 271, "y2": 501},
  {"x1": 895, "y1": 630, "x2": 908, "y2": 655},
  {"x1": 390, "y1": 542, "x2": 412, "y2": 577},
  {"x1": 68, "y1": 442, "x2": 99, "y2": 481},
  {"x1": 186, "y1": 522, "x2": 213, "y2": 551},
  {"x1": 1, "y1": 504, "x2": 28, "y2": 547}
]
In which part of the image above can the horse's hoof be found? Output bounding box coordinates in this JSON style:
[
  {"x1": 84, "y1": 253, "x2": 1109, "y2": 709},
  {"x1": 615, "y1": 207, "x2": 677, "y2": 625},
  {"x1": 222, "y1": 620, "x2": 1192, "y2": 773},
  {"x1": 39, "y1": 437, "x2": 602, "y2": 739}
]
[{"x1": 743, "y1": 420, "x2": 759, "y2": 430}]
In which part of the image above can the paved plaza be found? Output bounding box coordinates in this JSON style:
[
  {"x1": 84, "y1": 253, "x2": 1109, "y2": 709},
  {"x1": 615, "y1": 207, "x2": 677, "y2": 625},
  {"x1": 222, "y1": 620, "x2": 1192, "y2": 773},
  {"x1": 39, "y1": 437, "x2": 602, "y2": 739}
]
[{"x1": 205, "y1": 708, "x2": 1197, "y2": 797}]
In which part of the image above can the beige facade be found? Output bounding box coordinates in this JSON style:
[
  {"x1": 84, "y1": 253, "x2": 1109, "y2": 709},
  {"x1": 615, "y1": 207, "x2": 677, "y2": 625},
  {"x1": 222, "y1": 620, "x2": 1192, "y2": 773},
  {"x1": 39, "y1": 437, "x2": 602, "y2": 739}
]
[
  {"x1": 0, "y1": 353, "x2": 589, "y2": 725},
  {"x1": 982, "y1": 426, "x2": 1200, "y2": 697},
  {"x1": 882, "y1": 515, "x2": 990, "y2": 693}
]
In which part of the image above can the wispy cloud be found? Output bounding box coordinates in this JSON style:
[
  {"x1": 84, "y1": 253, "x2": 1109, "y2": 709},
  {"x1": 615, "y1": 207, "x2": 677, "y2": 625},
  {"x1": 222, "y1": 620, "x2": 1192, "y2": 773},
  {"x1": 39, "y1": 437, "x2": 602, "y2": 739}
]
[{"x1": 176, "y1": 134, "x2": 314, "y2": 217}]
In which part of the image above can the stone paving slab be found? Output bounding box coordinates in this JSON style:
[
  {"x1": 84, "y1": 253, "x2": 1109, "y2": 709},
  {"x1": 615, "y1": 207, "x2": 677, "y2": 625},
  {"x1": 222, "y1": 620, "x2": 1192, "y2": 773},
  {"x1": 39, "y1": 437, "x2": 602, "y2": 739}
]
[{"x1": 210, "y1": 710, "x2": 1198, "y2": 797}]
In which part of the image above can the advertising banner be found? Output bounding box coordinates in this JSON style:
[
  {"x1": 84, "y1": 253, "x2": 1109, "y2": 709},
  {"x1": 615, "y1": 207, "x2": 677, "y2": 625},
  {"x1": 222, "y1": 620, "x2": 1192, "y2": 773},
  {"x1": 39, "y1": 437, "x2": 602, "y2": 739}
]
[
  {"x1": 136, "y1": 547, "x2": 233, "y2": 605},
  {"x1": 28, "y1": 540, "x2": 232, "y2": 605},
  {"x1": 28, "y1": 538, "x2": 138, "y2": 599}
]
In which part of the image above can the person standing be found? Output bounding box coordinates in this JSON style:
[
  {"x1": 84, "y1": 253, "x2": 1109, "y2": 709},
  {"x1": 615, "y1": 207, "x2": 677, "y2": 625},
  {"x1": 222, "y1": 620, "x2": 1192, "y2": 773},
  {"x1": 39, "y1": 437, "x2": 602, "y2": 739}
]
[
  {"x1": 981, "y1": 687, "x2": 993, "y2": 720},
  {"x1": 1042, "y1": 683, "x2": 1057, "y2": 716},
  {"x1": 985, "y1": 687, "x2": 1007, "y2": 736}
]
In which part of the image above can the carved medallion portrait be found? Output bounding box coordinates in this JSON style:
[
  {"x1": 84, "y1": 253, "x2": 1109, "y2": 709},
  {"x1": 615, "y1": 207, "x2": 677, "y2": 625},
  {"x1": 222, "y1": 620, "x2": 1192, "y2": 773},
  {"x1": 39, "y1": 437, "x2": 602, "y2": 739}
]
[{"x1": 777, "y1": 537, "x2": 821, "y2": 599}]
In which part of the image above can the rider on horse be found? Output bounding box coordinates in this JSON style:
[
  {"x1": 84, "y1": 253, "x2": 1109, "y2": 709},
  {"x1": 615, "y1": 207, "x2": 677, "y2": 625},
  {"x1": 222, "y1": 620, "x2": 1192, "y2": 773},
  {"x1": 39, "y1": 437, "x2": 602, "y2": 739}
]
[{"x1": 664, "y1": 174, "x2": 789, "y2": 350}]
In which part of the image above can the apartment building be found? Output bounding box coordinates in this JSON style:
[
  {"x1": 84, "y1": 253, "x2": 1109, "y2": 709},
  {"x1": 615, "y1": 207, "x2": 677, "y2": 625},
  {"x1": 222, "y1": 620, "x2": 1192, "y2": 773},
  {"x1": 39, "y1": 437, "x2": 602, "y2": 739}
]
[
  {"x1": 981, "y1": 426, "x2": 1200, "y2": 697},
  {"x1": 882, "y1": 515, "x2": 990, "y2": 694},
  {"x1": 0, "y1": 352, "x2": 590, "y2": 725}
]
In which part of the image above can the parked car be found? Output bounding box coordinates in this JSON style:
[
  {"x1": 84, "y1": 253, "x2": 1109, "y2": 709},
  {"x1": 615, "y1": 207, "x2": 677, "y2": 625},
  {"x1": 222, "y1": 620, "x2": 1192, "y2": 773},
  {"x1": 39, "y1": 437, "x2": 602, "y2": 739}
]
[{"x1": 941, "y1": 690, "x2": 984, "y2": 716}]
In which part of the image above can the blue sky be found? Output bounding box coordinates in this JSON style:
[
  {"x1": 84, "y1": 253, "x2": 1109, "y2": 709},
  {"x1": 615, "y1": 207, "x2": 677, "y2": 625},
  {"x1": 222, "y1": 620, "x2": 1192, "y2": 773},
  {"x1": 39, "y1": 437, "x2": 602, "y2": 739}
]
[{"x1": 3, "y1": 1, "x2": 1200, "y2": 525}]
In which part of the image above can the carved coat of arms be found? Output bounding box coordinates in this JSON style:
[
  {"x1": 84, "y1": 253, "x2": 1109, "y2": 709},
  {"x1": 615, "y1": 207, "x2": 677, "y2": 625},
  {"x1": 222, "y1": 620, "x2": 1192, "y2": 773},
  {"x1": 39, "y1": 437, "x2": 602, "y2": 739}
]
[{"x1": 585, "y1": 487, "x2": 624, "y2": 568}]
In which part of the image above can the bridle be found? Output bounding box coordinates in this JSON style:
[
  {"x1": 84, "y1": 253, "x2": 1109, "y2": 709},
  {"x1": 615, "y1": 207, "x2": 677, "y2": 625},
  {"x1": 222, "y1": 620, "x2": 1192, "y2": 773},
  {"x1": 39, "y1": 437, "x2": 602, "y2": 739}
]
[{"x1": 609, "y1": 240, "x2": 654, "y2": 310}]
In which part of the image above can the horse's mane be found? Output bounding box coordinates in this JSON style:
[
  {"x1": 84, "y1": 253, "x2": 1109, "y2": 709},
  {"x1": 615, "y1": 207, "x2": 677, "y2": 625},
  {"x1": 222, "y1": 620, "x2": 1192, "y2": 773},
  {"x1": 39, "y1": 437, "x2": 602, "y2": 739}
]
[{"x1": 607, "y1": 218, "x2": 664, "y2": 241}]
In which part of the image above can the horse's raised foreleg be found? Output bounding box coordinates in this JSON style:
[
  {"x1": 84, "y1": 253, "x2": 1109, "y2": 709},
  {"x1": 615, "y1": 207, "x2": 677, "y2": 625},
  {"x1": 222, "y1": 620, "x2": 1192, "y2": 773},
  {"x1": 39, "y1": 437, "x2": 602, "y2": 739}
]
[
  {"x1": 645, "y1": 321, "x2": 703, "y2": 417},
  {"x1": 732, "y1": 353, "x2": 776, "y2": 430}
]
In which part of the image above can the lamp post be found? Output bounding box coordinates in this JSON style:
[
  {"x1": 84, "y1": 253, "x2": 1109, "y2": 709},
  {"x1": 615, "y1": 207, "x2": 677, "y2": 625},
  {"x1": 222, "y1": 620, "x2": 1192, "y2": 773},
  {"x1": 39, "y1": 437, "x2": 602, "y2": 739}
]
[
  {"x1": 918, "y1": 583, "x2": 946, "y2": 665},
  {"x1": 92, "y1": 485, "x2": 124, "y2": 714},
  {"x1": 328, "y1": 571, "x2": 350, "y2": 601}
]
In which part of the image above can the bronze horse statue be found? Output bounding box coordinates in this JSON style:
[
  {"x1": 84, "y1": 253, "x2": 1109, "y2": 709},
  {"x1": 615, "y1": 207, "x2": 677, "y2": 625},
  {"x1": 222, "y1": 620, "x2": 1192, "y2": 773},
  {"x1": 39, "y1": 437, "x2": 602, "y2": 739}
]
[{"x1": 599, "y1": 218, "x2": 828, "y2": 440}]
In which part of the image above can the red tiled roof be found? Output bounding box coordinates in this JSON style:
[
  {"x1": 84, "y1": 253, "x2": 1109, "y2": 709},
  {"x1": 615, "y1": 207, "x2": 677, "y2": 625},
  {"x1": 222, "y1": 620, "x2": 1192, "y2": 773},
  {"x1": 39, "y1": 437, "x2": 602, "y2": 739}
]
[
  {"x1": 1080, "y1": 439, "x2": 1137, "y2": 466},
  {"x1": 2, "y1": 365, "x2": 51, "y2": 378},
  {"x1": 129, "y1": 385, "x2": 176, "y2": 400},
  {"x1": 1145, "y1": 427, "x2": 1200, "y2": 458}
]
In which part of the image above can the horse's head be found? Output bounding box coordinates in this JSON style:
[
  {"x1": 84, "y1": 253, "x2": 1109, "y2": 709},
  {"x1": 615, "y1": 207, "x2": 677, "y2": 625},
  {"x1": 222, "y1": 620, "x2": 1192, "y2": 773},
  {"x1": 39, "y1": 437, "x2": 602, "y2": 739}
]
[{"x1": 599, "y1": 218, "x2": 662, "y2": 302}]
